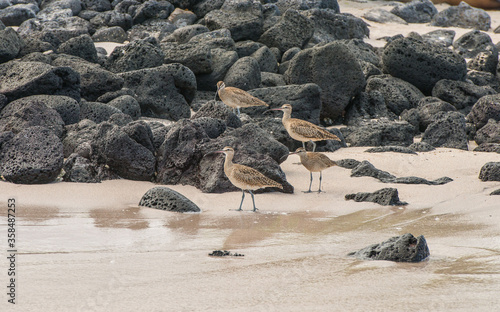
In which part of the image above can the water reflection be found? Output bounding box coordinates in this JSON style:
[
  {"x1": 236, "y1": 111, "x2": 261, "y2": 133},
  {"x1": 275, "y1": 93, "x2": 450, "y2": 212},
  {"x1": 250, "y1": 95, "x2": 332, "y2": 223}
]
[{"x1": 89, "y1": 207, "x2": 149, "y2": 230}]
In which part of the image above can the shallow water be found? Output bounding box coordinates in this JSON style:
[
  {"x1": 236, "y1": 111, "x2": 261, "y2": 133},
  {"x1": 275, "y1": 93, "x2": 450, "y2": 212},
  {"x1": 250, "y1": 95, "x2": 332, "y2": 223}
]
[{"x1": 3, "y1": 201, "x2": 499, "y2": 311}]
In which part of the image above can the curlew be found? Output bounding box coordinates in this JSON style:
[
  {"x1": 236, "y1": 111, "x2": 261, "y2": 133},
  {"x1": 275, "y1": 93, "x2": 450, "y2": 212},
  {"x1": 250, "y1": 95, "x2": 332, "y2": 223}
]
[
  {"x1": 269, "y1": 104, "x2": 341, "y2": 152},
  {"x1": 209, "y1": 146, "x2": 282, "y2": 211},
  {"x1": 216, "y1": 81, "x2": 269, "y2": 117},
  {"x1": 288, "y1": 147, "x2": 337, "y2": 193}
]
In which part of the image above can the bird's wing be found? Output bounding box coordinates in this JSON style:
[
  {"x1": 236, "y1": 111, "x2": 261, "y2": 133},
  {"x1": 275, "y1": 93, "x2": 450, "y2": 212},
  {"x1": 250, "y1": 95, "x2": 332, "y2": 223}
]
[
  {"x1": 290, "y1": 119, "x2": 340, "y2": 141},
  {"x1": 226, "y1": 87, "x2": 269, "y2": 107},
  {"x1": 314, "y1": 153, "x2": 337, "y2": 167},
  {"x1": 232, "y1": 164, "x2": 282, "y2": 189}
]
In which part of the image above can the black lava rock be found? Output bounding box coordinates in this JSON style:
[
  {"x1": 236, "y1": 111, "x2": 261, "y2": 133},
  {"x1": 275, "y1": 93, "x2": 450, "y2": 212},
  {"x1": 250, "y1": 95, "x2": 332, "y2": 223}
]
[
  {"x1": 479, "y1": 162, "x2": 500, "y2": 181},
  {"x1": 0, "y1": 126, "x2": 64, "y2": 184},
  {"x1": 348, "y1": 233, "x2": 430, "y2": 262},
  {"x1": 345, "y1": 187, "x2": 408, "y2": 206},
  {"x1": 382, "y1": 37, "x2": 467, "y2": 95},
  {"x1": 139, "y1": 186, "x2": 201, "y2": 212}
]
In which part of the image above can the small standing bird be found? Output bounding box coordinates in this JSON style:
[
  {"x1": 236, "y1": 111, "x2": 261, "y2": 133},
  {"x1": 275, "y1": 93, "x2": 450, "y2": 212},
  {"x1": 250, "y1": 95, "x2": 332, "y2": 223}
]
[
  {"x1": 216, "y1": 81, "x2": 269, "y2": 117},
  {"x1": 210, "y1": 146, "x2": 283, "y2": 212},
  {"x1": 269, "y1": 104, "x2": 341, "y2": 152},
  {"x1": 288, "y1": 147, "x2": 337, "y2": 193}
]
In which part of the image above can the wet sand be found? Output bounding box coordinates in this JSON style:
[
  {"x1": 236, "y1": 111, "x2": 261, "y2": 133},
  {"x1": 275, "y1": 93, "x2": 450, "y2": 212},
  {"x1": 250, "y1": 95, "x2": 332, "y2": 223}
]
[{"x1": 1, "y1": 147, "x2": 500, "y2": 311}]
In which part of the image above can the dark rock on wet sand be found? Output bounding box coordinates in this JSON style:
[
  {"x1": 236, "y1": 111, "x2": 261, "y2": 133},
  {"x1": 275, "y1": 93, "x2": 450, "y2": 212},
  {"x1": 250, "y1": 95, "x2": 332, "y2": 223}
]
[
  {"x1": 348, "y1": 233, "x2": 430, "y2": 262},
  {"x1": 208, "y1": 250, "x2": 244, "y2": 257},
  {"x1": 345, "y1": 187, "x2": 408, "y2": 206},
  {"x1": 139, "y1": 186, "x2": 201, "y2": 213}
]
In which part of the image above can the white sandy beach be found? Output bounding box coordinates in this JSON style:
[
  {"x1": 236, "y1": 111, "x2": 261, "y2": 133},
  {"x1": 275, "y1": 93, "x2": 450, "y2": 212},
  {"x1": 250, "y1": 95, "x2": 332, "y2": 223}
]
[
  {"x1": 1, "y1": 146, "x2": 499, "y2": 311},
  {"x1": 2, "y1": 0, "x2": 500, "y2": 311}
]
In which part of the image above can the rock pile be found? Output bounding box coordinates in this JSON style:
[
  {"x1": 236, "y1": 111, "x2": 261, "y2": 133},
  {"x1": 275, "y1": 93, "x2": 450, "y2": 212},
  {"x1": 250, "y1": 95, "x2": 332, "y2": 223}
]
[{"x1": 1, "y1": 0, "x2": 499, "y2": 192}]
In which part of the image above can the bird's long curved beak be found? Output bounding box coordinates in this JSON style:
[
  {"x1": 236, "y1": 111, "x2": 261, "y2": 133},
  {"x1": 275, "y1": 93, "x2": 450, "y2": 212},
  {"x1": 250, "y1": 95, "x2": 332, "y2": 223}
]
[
  {"x1": 263, "y1": 107, "x2": 283, "y2": 115},
  {"x1": 204, "y1": 150, "x2": 223, "y2": 157}
]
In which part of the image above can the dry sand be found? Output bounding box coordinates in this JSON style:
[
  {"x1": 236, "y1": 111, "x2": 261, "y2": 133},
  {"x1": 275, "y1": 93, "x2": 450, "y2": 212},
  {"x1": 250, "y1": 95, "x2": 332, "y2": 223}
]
[{"x1": 2, "y1": 1, "x2": 500, "y2": 311}]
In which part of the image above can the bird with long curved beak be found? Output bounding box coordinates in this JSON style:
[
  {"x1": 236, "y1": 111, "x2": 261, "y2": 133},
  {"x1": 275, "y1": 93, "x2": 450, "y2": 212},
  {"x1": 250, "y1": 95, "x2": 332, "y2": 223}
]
[
  {"x1": 288, "y1": 147, "x2": 337, "y2": 193},
  {"x1": 206, "y1": 146, "x2": 283, "y2": 211},
  {"x1": 215, "y1": 81, "x2": 269, "y2": 117},
  {"x1": 268, "y1": 104, "x2": 341, "y2": 152}
]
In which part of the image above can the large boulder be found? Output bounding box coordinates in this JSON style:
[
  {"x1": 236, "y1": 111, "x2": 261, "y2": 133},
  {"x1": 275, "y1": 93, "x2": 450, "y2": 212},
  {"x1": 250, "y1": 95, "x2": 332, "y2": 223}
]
[
  {"x1": 272, "y1": 0, "x2": 339, "y2": 12},
  {"x1": 348, "y1": 233, "x2": 430, "y2": 262},
  {"x1": 0, "y1": 126, "x2": 64, "y2": 184},
  {"x1": 475, "y1": 119, "x2": 500, "y2": 145},
  {"x1": 196, "y1": 48, "x2": 238, "y2": 91},
  {"x1": 161, "y1": 41, "x2": 212, "y2": 75},
  {"x1": 17, "y1": 16, "x2": 91, "y2": 47},
  {"x1": 90, "y1": 122, "x2": 156, "y2": 181},
  {"x1": 422, "y1": 111, "x2": 468, "y2": 150},
  {"x1": 365, "y1": 75, "x2": 425, "y2": 116},
  {"x1": 52, "y1": 54, "x2": 124, "y2": 102},
  {"x1": 382, "y1": 38, "x2": 467, "y2": 95},
  {"x1": 430, "y1": 2, "x2": 490, "y2": 31},
  {"x1": 139, "y1": 186, "x2": 201, "y2": 212},
  {"x1": 223, "y1": 56, "x2": 261, "y2": 91},
  {"x1": 106, "y1": 39, "x2": 165, "y2": 73},
  {"x1": 417, "y1": 97, "x2": 457, "y2": 131},
  {"x1": 204, "y1": 0, "x2": 263, "y2": 41},
  {"x1": 79, "y1": 101, "x2": 123, "y2": 123},
  {"x1": 0, "y1": 97, "x2": 65, "y2": 137},
  {"x1": 0, "y1": 61, "x2": 81, "y2": 102},
  {"x1": 432, "y1": 79, "x2": 495, "y2": 113},
  {"x1": 258, "y1": 9, "x2": 314, "y2": 53},
  {"x1": 285, "y1": 42, "x2": 365, "y2": 122},
  {"x1": 0, "y1": 4, "x2": 37, "y2": 27},
  {"x1": 390, "y1": 0, "x2": 437, "y2": 23},
  {"x1": 343, "y1": 120, "x2": 415, "y2": 147},
  {"x1": 57, "y1": 34, "x2": 98, "y2": 63},
  {"x1": 467, "y1": 94, "x2": 500, "y2": 130},
  {"x1": 303, "y1": 10, "x2": 369, "y2": 45},
  {"x1": 0, "y1": 27, "x2": 23, "y2": 63},
  {"x1": 117, "y1": 64, "x2": 194, "y2": 121}
]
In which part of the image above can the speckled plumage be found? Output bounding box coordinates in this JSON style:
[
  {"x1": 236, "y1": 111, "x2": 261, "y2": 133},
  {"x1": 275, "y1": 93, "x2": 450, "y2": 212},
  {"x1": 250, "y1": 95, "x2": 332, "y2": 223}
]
[
  {"x1": 216, "y1": 81, "x2": 269, "y2": 116},
  {"x1": 290, "y1": 147, "x2": 337, "y2": 193},
  {"x1": 213, "y1": 146, "x2": 282, "y2": 211},
  {"x1": 271, "y1": 104, "x2": 340, "y2": 151}
]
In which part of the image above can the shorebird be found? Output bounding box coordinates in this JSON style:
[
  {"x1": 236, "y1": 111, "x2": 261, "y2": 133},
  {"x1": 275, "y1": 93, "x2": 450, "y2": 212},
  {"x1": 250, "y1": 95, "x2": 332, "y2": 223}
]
[
  {"x1": 288, "y1": 147, "x2": 337, "y2": 193},
  {"x1": 209, "y1": 146, "x2": 283, "y2": 212},
  {"x1": 269, "y1": 104, "x2": 341, "y2": 152},
  {"x1": 215, "y1": 81, "x2": 269, "y2": 117}
]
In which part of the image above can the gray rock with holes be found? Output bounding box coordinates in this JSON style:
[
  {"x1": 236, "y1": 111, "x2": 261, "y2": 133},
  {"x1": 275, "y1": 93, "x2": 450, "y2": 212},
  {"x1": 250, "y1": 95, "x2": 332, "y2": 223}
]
[{"x1": 139, "y1": 186, "x2": 201, "y2": 212}]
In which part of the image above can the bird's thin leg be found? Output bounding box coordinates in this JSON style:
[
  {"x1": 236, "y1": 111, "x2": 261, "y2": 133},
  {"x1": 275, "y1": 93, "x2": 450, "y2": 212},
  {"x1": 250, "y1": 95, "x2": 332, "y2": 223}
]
[
  {"x1": 237, "y1": 190, "x2": 245, "y2": 211},
  {"x1": 237, "y1": 107, "x2": 241, "y2": 117},
  {"x1": 249, "y1": 191, "x2": 258, "y2": 212},
  {"x1": 302, "y1": 141, "x2": 306, "y2": 150},
  {"x1": 312, "y1": 141, "x2": 316, "y2": 152},
  {"x1": 303, "y1": 172, "x2": 313, "y2": 193},
  {"x1": 318, "y1": 171, "x2": 323, "y2": 193}
]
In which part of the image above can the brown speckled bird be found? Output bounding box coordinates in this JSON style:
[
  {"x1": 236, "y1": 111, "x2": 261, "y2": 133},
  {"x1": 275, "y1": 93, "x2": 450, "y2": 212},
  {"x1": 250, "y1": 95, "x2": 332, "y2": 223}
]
[
  {"x1": 216, "y1": 81, "x2": 269, "y2": 117},
  {"x1": 270, "y1": 104, "x2": 341, "y2": 152},
  {"x1": 289, "y1": 147, "x2": 337, "y2": 193},
  {"x1": 211, "y1": 146, "x2": 282, "y2": 211}
]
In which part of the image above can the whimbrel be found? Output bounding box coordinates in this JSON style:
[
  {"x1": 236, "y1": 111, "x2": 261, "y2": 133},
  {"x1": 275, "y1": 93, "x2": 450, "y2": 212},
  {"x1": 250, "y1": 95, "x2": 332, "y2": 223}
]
[
  {"x1": 216, "y1": 81, "x2": 269, "y2": 117},
  {"x1": 269, "y1": 104, "x2": 341, "y2": 152},
  {"x1": 289, "y1": 147, "x2": 337, "y2": 193},
  {"x1": 210, "y1": 146, "x2": 282, "y2": 211}
]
